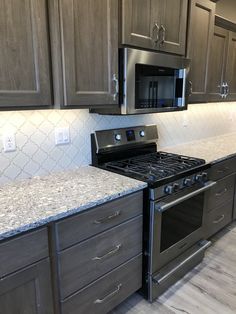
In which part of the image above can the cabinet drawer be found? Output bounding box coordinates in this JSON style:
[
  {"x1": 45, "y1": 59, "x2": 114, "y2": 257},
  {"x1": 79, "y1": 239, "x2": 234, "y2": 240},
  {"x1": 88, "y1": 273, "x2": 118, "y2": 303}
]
[
  {"x1": 56, "y1": 191, "x2": 143, "y2": 250},
  {"x1": 61, "y1": 255, "x2": 142, "y2": 314},
  {"x1": 210, "y1": 157, "x2": 236, "y2": 181},
  {"x1": 204, "y1": 201, "x2": 233, "y2": 239},
  {"x1": 206, "y1": 174, "x2": 235, "y2": 212},
  {"x1": 58, "y1": 216, "x2": 142, "y2": 299},
  {"x1": 0, "y1": 228, "x2": 48, "y2": 278}
]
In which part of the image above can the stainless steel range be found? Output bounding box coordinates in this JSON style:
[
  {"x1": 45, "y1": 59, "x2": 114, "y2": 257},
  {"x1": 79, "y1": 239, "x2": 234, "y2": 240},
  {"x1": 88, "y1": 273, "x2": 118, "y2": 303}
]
[{"x1": 91, "y1": 125, "x2": 215, "y2": 302}]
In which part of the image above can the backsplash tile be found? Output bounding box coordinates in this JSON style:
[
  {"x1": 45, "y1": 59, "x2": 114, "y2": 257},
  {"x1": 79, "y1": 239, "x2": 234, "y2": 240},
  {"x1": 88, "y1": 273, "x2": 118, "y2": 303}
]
[{"x1": 0, "y1": 102, "x2": 236, "y2": 185}]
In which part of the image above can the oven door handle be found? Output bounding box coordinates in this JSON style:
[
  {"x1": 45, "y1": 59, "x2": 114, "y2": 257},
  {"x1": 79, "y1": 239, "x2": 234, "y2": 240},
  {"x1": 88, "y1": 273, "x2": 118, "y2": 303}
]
[{"x1": 155, "y1": 181, "x2": 216, "y2": 212}]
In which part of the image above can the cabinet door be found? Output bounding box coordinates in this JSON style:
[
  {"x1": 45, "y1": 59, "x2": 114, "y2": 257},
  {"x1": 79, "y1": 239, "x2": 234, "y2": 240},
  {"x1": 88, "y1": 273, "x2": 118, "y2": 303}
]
[
  {"x1": 0, "y1": 259, "x2": 54, "y2": 314},
  {"x1": 121, "y1": 0, "x2": 160, "y2": 50},
  {"x1": 59, "y1": 0, "x2": 118, "y2": 107},
  {"x1": 207, "y1": 26, "x2": 229, "y2": 101},
  {"x1": 0, "y1": 0, "x2": 52, "y2": 109},
  {"x1": 187, "y1": 0, "x2": 215, "y2": 103},
  {"x1": 225, "y1": 31, "x2": 236, "y2": 101},
  {"x1": 158, "y1": 0, "x2": 188, "y2": 55}
]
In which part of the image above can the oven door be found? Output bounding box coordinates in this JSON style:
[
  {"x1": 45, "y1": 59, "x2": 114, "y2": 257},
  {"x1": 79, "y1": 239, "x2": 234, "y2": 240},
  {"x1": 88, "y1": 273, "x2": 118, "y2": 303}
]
[{"x1": 149, "y1": 181, "x2": 216, "y2": 273}]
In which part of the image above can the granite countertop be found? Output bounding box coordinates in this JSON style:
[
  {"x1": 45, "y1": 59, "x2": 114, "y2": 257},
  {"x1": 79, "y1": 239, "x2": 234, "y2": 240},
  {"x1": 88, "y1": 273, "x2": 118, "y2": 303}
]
[
  {"x1": 0, "y1": 166, "x2": 147, "y2": 240},
  {"x1": 162, "y1": 132, "x2": 236, "y2": 164}
]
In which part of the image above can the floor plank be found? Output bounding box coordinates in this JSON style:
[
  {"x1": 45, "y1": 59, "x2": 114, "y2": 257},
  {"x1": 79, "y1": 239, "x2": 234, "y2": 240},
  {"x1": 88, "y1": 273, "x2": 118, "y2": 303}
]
[{"x1": 111, "y1": 222, "x2": 236, "y2": 314}]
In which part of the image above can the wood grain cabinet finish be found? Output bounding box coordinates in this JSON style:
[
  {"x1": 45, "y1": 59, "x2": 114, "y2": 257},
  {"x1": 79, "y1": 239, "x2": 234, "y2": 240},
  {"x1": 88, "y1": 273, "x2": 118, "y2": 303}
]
[
  {"x1": 57, "y1": 0, "x2": 119, "y2": 107},
  {"x1": 55, "y1": 191, "x2": 143, "y2": 251},
  {"x1": 61, "y1": 255, "x2": 142, "y2": 314},
  {"x1": 121, "y1": 0, "x2": 188, "y2": 55},
  {"x1": 0, "y1": 0, "x2": 52, "y2": 109},
  {"x1": 58, "y1": 216, "x2": 142, "y2": 299},
  {"x1": 0, "y1": 228, "x2": 48, "y2": 278},
  {"x1": 225, "y1": 30, "x2": 236, "y2": 101},
  {"x1": 0, "y1": 258, "x2": 54, "y2": 314},
  {"x1": 187, "y1": 0, "x2": 216, "y2": 103},
  {"x1": 207, "y1": 25, "x2": 229, "y2": 102}
]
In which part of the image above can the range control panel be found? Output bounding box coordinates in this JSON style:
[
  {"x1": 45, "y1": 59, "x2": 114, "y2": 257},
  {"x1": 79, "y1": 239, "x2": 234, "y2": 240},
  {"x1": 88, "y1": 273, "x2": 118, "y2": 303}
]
[{"x1": 94, "y1": 125, "x2": 158, "y2": 153}]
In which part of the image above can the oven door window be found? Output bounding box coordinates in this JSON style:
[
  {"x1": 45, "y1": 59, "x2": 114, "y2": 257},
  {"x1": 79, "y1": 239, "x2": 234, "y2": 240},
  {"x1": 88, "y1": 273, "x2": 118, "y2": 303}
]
[
  {"x1": 135, "y1": 64, "x2": 183, "y2": 110},
  {"x1": 160, "y1": 192, "x2": 204, "y2": 252}
]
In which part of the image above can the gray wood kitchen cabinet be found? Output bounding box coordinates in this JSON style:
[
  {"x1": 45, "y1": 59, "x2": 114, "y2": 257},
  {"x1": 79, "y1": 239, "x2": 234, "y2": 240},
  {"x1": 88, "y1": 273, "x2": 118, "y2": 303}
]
[
  {"x1": 54, "y1": 191, "x2": 143, "y2": 314},
  {"x1": 121, "y1": 0, "x2": 188, "y2": 55},
  {"x1": 204, "y1": 157, "x2": 236, "y2": 239},
  {"x1": 187, "y1": 0, "x2": 216, "y2": 103},
  {"x1": 0, "y1": 228, "x2": 54, "y2": 314},
  {"x1": 0, "y1": 0, "x2": 52, "y2": 109},
  {"x1": 53, "y1": 0, "x2": 119, "y2": 108},
  {"x1": 207, "y1": 17, "x2": 236, "y2": 102}
]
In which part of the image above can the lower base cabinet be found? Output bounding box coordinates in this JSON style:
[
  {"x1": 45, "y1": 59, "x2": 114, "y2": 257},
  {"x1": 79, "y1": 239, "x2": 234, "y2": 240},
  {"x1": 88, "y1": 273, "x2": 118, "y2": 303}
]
[
  {"x1": 61, "y1": 255, "x2": 142, "y2": 314},
  {"x1": 0, "y1": 258, "x2": 54, "y2": 314}
]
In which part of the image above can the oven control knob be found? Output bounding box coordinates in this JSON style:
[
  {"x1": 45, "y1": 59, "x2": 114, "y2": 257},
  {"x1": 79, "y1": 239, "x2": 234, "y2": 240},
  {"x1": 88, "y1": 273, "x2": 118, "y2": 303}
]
[
  {"x1": 183, "y1": 178, "x2": 192, "y2": 187},
  {"x1": 140, "y1": 130, "x2": 145, "y2": 137},
  {"x1": 164, "y1": 185, "x2": 174, "y2": 195},
  {"x1": 202, "y1": 172, "x2": 208, "y2": 182},
  {"x1": 173, "y1": 183, "x2": 179, "y2": 192},
  {"x1": 115, "y1": 134, "x2": 121, "y2": 141},
  {"x1": 195, "y1": 174, "x2": 203, "y2": 182}
]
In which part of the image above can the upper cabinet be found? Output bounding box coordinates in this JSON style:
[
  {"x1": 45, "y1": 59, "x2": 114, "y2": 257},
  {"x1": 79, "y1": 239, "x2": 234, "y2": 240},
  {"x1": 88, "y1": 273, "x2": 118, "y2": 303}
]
[
  {"x1": 121, "y1": 0, "x2": 188, "y2": 55},
  {"x1": 187, "y1": 0, "x2": 215, "y2": 103},
  {"x1": 207, "y1": 17, "x2": 236, "y2": 102},
  {"x1": 55, "y1": 0, "x2": 119, "y2": 108},
  {"x1": 0, "y1": 0, "x2": 52, "y2": 109}
]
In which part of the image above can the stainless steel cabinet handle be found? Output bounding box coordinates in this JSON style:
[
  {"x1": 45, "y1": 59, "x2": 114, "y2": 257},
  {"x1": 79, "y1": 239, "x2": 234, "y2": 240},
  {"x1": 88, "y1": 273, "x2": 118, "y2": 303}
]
[
  {"x1": 93, "y1": 210, "x2": 121, "y2": 224},
  {"x1": 189, "y1": 80, "x2": 193, "y2": 96},
  {"x1": 159, "y1": 24, "x2": 166, "y2": 45},
  {"x1": 94, "y1": 284, "x2": 122, "y2": 304},
  {"x1": 215, "y1": 188, "x2": 227, "y2": 197},
  {"x1": 155, "y1": 181, "x2": 217, "y2": 212},
  {"x1": 224, "y1": 82, "x2": 229, "y2": 98},
  {"x1": 112, "y1": 74, "x2": 119, "y2": 101},
  {"x1": 92, "y1": 244, "x2": 122, "y2": 261},
  {"x1": 152, "y1": 22, "x2": 160, "y2": 43},
  {"x1": 213, "y1": 214, "x2": 225, "y2": 224}
]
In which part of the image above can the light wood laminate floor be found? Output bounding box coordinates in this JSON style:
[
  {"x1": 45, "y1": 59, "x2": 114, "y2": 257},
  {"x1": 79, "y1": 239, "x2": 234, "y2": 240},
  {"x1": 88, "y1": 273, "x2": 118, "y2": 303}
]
[{"x1": 111, "y1": 222, "x2": 236, "y2": 314}]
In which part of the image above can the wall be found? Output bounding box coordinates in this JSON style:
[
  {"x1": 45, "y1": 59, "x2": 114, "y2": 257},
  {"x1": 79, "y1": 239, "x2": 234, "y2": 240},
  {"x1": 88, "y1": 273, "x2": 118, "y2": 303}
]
[
  {"x1": 1, "y1": 102, "x2": 236, "y2": 185},
  {"x1": 216, "y1": 0, "x2": 236, "y2": 22}
]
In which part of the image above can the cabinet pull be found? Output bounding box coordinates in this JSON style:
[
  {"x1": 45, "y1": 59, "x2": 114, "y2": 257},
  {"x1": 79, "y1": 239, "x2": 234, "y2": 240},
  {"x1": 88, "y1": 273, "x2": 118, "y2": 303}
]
[
  {"x1": 224, "y1": 82, "x2": 229, "y2": 98},
  {"x1": 92, "y1": 244, "x2": 122, "y2": 261},
  {"x1": 152, "y1": 22, "x2": 160, "y2": 43},
  {"x1": 189, "y1": 80, "x2": 193, "y2": 96},
  {"x1": 94, "y1": 284, "x2": 122, "y2": 304},
  {"x1": 218, "y1": 83, "x2": 225, "y2": 98},
  {"x1": 112, "y1": 74, "x2": 119, "y2": 101},
  {"x1": 93, "y1": 210, "x2": 121, "y2": 224},
  {"x1": 215, "y1": 188, "x2": 228, "y2": 197},
  {"x1": 213, "y1": 214, "x2": 225, "y2": 224},
  {"x1": 159, "y1": 25, "x2": 166, "y2": 45}
]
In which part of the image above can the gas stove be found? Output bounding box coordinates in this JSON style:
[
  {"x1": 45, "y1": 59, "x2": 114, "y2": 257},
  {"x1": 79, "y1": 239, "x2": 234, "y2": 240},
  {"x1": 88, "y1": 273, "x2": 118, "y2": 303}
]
[{"x1": 91, "y1": 125, "x2": 212, "y2": 302}]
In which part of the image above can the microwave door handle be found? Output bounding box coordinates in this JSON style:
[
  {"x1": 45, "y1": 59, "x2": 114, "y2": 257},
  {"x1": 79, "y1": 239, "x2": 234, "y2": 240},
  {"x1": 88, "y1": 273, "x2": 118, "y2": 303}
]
[{"x1": 155, "y1": 181, "x2": 216, "y2": 212}]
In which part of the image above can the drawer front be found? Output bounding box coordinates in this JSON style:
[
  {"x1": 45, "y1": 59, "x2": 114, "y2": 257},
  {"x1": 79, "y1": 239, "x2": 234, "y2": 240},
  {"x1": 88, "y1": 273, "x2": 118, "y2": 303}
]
[
  {"x1": 0, "y1": 228, "x2": 48, "y2": 278},
  {"x1": 206, "y1": 174, "x2": 235, "y2": 212},
  {"x1": 210, "y1": 157, "x2": 236, "y2": 181},
  {"x1": 204, "y1": 201, "x2": 233, "y2": 239},
  {"x1": 59, "y1": 216, "x2": 142, "y2": 299},
  {"x1": 56, "y1": 191, "x2": 143, "y2": 250},
  {"x1": 61, "y1": 255, "x2": 142, "y2": 314}
]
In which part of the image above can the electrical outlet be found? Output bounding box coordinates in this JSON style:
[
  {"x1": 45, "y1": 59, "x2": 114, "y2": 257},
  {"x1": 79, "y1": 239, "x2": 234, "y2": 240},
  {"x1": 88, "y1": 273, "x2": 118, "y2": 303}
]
[
  {"x1": 55, "y1": 127, "x2": 70, "y2": 145},
  {"x1": 2, "y1": 133, "x2": 16, "y2": 152}
]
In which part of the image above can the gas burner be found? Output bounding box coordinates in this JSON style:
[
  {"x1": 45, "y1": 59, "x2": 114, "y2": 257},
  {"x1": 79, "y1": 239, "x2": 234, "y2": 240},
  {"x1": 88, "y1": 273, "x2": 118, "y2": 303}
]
[{"x1": 104, "y1": 152, "x2": 205, "y2": 184}]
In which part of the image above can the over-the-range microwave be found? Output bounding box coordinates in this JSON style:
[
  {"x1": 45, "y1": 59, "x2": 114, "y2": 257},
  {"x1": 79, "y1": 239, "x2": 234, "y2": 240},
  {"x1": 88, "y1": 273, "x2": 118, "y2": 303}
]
[{"x1": 91, "y1": 48, "x2": 190, "y2": 115}]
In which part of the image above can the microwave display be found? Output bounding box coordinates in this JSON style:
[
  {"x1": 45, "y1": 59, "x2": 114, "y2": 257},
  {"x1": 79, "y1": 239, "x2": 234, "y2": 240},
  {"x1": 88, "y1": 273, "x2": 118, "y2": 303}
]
[{"x1": 135, "y1": 64, "x2": 184, "y2": 109}]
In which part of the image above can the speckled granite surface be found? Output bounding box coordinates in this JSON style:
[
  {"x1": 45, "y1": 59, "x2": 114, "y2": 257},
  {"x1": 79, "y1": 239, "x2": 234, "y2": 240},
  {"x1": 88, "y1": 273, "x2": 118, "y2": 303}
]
[
  {"x1": 0, "y1": 166, "x2": 147, "y2": 240},
  {"x1": 163, "y1": 132, "x2": 236, "y2": 164}
]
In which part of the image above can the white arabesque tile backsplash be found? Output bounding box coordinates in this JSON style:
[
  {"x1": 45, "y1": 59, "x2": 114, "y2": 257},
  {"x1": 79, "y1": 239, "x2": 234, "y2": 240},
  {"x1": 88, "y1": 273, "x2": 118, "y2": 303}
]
[{"x1": 0, "y1": 102, "x2": 236, "y2": 185}]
